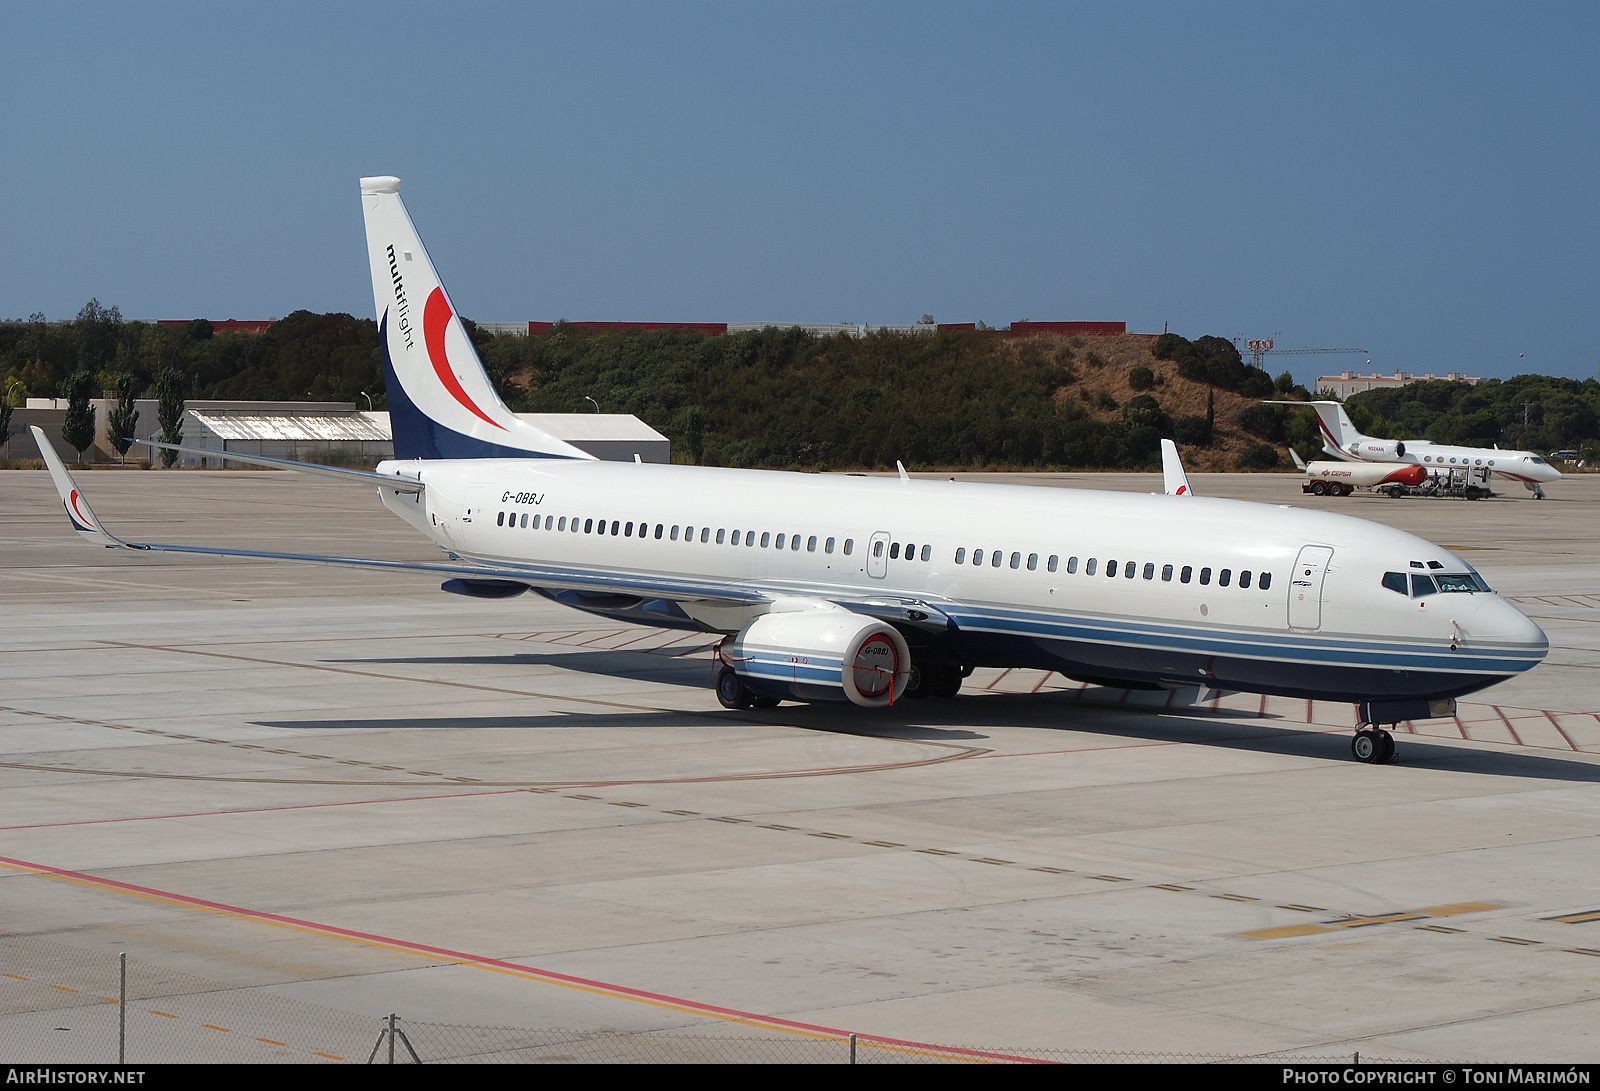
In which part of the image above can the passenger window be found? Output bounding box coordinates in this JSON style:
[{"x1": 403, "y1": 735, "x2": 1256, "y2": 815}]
[
  {"x1": 558, "y1": 517, "x2": 567, "y2": 531},
  {"x1": 1161, "y1": 564, "x2": 1173, "y2": 582},
  {"x1": 748, "y1": 532, "x2": 757, "y2": 548},
  {"x1": 1067, "y1": 557, "x2": 1078, "y2": 574},
  {"x1": 612, "y1": 521, "x2": 620, "y2": 536},
  {"x1": 1010, "y1": 552, "x2": 1021, "y2": 569},
  {"x1": 956, "y1": 548, "x2": 967, "y2": 564},
  {"x1": 872, "y1": 539, "x2": 882, "y2": 557},
  {"x1": 762, "y1": 532, "x2": 771, "y2": 548},
  {"x1": 685, "y1": 525, "x2": 695, "y2": 540},
  {"x1": 521, "y1": 514, "x2": 529, "y2": 529},
  {"x1": 920, "y1": 544, "x2": 930, "y2": 561},
  {"x1": 992, "y1": 550, "x2": 1003, "y2": 568},
  {"x1": 624, "y1": 521, "x2": 633, "y2": 537},
  {"x1": 843, "y1": 539, "x2": 853, "y2": 555},
  {"x1": 1086, "y1": 559, "x2": 1097, "y2": 576},
  {"x1": 732, "y1": 530, "x2": 741, "y2": 545},
  {"x1": 497, "y1": 512, "x2": 505, "y2": 526},
  {"x1": 890, "y1": 542, "x2": 900, "y2": 560},
  {"x1": 1124, "y1": 561, "x2": 1136, "y2": 578},
  {"x1": 1259, "y1": 572, "x2": 1272, "y2": 590},
  {"x1": 973, "y1": 549, "x2": 984, "y2": 565},
  {"x1": 670, "y1": 525, "x2": 679, "y2": 540},
  {"x1": 701, "y1": 527, "x2": 711, "y2": 543},
  {"x1": 585, "y1": 518, "x2": 594, "y2": 533},
  {"x1": 905, "y1": 542, "x2": 915, "y2": 559},
  {"x1": 1106, "y1": 558, "x2": 1117, "y2": 577},
  {"x1": 655, "y1": 523, "x2": 663, "y2": 539},
  {"x1": 717, "y1": 529, "x2": 726, "y2": 544},
  {"x1": 790, "y1": 534, "x2": 799, "y2": 551},
  {"x1": 1412, "y1": 574, "x2": 1438, "y2": 597},
  {"x1": 1143, "y1": 563, "x2": 1154, "y2": 580},
  {"x1": 1047, "y1": 555, "x2": 1058, "y2": 573},
  {"x1": 1219, "y1": 569, "x2": 1231, "y2": 587},
  {"x1": 826, "y1": 537, "x2": 835, "y2": 554},
  {"x1": 777, "y1": 533, "x2": 787, "y2": 550},
  {"x1": 1181, "y1": 565, "x2": 1192, "y2": 583},
  {"x1": 808, "y1": 536, "x2": 817, "y2": 552},
  {"x1": 1027, "y1": 553, "x2": 1038, "y2": 571},
  {"x1": 1199, "y1": 567, "x2": 1211, "y2": 585},
  {"x1": 1240, "y1": 570, "x2": 1252, "y2": 589}
]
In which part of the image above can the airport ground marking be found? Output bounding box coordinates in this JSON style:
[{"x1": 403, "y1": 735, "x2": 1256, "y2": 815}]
[
  {"x1": 1546, "y1": 910, "x2": 1600, "y2": 924},
  {"x1": 0, "y1": 852, "x2": 1040, "y2": 1065}
]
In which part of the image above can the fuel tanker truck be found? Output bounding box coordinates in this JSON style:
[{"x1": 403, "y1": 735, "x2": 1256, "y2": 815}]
[{"x1": 1296, "y1": 457, "x2": 1428, "y2": 498}]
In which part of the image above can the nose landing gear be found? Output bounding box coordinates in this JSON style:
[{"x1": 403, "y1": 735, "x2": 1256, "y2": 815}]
[{"x1": 1351, "y1": 727, "x2": 1396, "y2": 764}]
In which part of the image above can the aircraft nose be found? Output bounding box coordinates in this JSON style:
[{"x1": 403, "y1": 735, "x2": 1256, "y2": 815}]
[{"x1": 1481, "y1": 596, "x2": 1549, "y2": 661}]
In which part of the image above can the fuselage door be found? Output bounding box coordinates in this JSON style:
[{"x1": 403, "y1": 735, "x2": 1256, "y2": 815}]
[
  {"x1": 1288, "y1": 544, "x2": 1334, "y2": 630},
  {"x1": 461, "y1": 485, "x2": 491, "y2": 549},
  {"x1": 868, "y1": 531, "x2": 891, "y2": 579}
]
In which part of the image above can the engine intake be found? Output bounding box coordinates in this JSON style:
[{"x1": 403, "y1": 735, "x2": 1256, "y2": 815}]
[{"x1": 722, "y1": 602, "x2": 912, "y2": 707}]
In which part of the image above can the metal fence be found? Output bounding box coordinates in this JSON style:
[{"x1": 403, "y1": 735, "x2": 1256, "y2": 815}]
[{"x1": 0, "y1": 934, "x2": 1420, "y2": 1064}]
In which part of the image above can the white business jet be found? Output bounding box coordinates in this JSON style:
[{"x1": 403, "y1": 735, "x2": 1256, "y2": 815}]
[
  {"x1": 33, "y1": 177, "x2": 1549, "y2": 765},
  {"x1": 1285, "y1": 400, "x2": 1563, "y2": 499}
]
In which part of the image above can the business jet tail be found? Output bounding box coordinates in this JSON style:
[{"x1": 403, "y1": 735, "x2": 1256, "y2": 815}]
[
  {"x1": 1266, "y1": 400, "x2": 1366, "y2": 460},
  {"x1": 359, "y1": 176, "x2": 593, "y2": 462}
]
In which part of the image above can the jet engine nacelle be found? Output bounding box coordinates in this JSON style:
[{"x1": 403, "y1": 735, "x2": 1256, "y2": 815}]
[
  {"x1": 722, "y1": 602, "x2": 912, "y2": 707},
  {"x1": 1353, "y1": 439, "x2": 1406, "y2": 461}
]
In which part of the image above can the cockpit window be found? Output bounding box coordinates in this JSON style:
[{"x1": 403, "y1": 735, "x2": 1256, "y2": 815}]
[
  {"x1": 1435, "y1": 573, "x2": 1481, "y2": 593},
  {"x1": 1382, "y1": 572, "x2": 1408, "y2": 596},
  {"x1": 1411, "y1": 574, "x2": 1438, "y2": 597},
  {"x1": 1528, "y1": 456, "x2": 1547, "y2": 464}
]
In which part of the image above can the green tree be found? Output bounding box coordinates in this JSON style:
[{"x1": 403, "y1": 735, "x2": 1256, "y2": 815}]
[
  {"x1": 154, "y1": 367, "x2": 186, "y2": 468},
  {"x1": 108, "y1": 374, "x2": 141, "y2": 462},
  {"x1": 60, "y1": 370, "x2": 96, "y2": 465}
]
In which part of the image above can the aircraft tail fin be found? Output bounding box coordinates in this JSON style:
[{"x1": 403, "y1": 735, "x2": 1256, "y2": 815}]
[
  {"x1": 359, "y1": 176, "x2": 594, "y2": 462},
  {"x1": 1160, "y1": 439, "x2": 1193, "y2": 496},
  {"x1": 1265, "y1": 400, "x2": 1366, "y2": 459}
]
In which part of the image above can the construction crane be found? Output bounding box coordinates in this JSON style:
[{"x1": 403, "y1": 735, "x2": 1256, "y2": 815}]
[{"x1": 1234, "y1": 339, "x2": 1368, "y2": 371}]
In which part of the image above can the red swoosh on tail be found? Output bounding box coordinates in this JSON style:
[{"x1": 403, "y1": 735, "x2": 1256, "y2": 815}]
[{"x1": 423, "y1": 287, "x2": 506, "y2": 431}]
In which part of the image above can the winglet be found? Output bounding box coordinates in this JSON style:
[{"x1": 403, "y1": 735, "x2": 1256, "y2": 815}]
[
  {"x1": 31, "y1": 427, "x2": 124, "y2": 546},
  {"x1": 1160, "y1": 439, "x2": 1193, "y2": 497},
  {"x1": 1289, "y1": 447, "x2": 1308, "y2": 471}
]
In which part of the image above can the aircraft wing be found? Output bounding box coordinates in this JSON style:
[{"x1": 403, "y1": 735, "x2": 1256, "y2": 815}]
[
  {"x1": 31, "y1": 427, "x2": 766, "y2": 608},
  {"x1": 135, "y1": 439, "x2": 425, "y2": 492}
]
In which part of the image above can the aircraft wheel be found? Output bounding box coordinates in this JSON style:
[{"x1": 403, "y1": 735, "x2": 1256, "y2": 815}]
[
  {"x1": 1310, "y1": 481, "x2": 1327, "y2": 496},
  {"x1": 715, "y1": 667, "x2": 754, "y2": 710},
  {"x1": 932, "y1": 666, "x2": 964, "y2": 698},
  {"x1": 1351, "y1": 730, "x2": 1382, "y2": 764},
  {"x1": 903, "y1": 665, "x2": 931, "y2": 699},
  {"x1": 1376, "y1": 730, "x2": 1396, "y2": 764},
  {"x1": 751, "y1": 696, "x2": 781, "y2": 708}
]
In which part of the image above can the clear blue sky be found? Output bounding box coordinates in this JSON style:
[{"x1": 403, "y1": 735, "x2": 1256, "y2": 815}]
[{"x1": 3, "y1": 2, "x2": 1596, "y2": 383}]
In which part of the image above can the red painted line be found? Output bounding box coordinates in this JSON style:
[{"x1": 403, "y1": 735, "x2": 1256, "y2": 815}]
[
  {"x1": 1492, "y1": 706, "x2": 1524, "y2": 746},
  {"x1": 1544, "y1": 710, "x2": 1579, "y2": 751},
  {"x1": 0, "y1": 853, "x2": 1042, "y2": 1064},
  {"x1": 1162, "y1": 690, "x2": 1176, "y2": 710},
  {"x1": 1305, "y1": 699, "x2": 1314, "y2": 724},
  {"x1": 608, "y1": 631, "x2": 658, "y2": 651},
  {"x1": 572, "y1": 630, "x2": 627, "y2": 647},
  {"x1": 985, "y1": 669, "x2": 1011, "y2": 691},
  {"x1": 1030, "y1": 671, "x2": 1054, "y2": 694},
  {"x1": 1401, "y1": 720, "x2": 1416, "y2": 734},
  {"x1": 1453, "y1": 715, "x2": 1468, "y2": 740},
  {"x1": 1257, "y1": 694, "x2": 1267, "y2": 719}
]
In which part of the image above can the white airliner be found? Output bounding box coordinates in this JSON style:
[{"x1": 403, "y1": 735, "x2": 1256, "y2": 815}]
[
  {"x1": 1287, "y1": 400, "x2": 1563, "y2": 499},
  {"x1": 34, "y1": 176, "x2": 1550, "y2": 766}
]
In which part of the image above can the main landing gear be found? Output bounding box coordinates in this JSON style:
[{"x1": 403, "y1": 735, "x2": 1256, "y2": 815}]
[
  {"x1": 902, "y1": 664, "x2": 965, "y2": 700},
  {"x1": 1351, "y1": 727, "x2": 1397, "y2": 765}
]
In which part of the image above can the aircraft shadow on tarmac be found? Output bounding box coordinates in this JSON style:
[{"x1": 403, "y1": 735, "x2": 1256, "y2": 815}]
[
  {"x1": 270, "y1": 666, "x2": 1600, "y2": 783},
  {"x1": 337, "y1": 650, "x2": 712, "y2": 687}
]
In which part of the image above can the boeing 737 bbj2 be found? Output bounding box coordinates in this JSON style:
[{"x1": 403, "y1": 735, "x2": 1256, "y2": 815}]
[
  {"x1": 1284, "y1": 400, "x2": 1563, "y2": 499},
  {"x1": 34, "y1": 176, "x2": 1550, "y2": 765}
]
